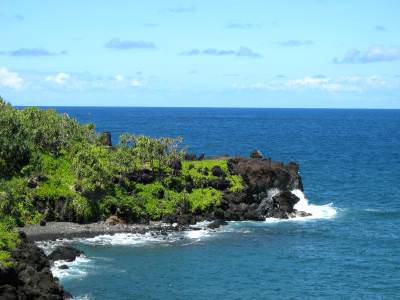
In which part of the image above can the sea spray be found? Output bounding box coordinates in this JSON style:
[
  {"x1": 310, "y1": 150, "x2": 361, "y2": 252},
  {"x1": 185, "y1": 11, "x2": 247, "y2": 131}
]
[
  {"x1": 51, "y1": 256, "x2": 92, "y2": 280},
  {"x1": 292, "y1": 189, "x2": 337, "y2": 220}
]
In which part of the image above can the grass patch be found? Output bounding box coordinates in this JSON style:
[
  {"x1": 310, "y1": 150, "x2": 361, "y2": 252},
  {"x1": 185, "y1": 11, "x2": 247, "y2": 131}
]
[
  {"x1": 182, "y1": 159, "x2": 244, "y2": 192},
  {"x1": 188, "y1": 188, "x2": 222, "y2": 212}
]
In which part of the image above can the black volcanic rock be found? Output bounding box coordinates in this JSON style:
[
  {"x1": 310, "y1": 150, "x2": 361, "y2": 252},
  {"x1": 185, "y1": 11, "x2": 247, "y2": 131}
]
[
  {"x1": 48, "y1": 245, "x2": 84, "y2": 262},
  {"x1": 272, "y1": 191, "x2": 299, "y2": 213},
  {"x1": 211, "y1": 166, "x2": 225, "y2": 177},
  {"x1": 227, "y1": 157, "x2": 303, "y2": 193},
  {"x1": 0, "y1": 233, "x2": 70, "y2": 299},
  {"x1": 250, "y1": 150, "x2": 263, "y2": 159},
  {"x1": 208, "y1": 178, "x2": 231, "y2": 190},
  {"x1": 212, "y1": 157, "x2": 306, "y2": 221},
  {"x1": 207, "y1": 219, "x2": 228, "y2": 229}
]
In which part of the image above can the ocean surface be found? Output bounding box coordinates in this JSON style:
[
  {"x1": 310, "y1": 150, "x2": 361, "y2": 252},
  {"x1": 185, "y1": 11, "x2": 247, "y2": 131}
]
[{"x1": 42, "y1": 107, "x2": 400, "y2": 299}]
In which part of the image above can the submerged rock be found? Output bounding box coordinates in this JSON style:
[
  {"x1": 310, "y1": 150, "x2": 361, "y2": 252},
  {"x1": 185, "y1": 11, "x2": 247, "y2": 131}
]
[
  {"x1": 59, "y1": 265, "x2": 69, "y2": 270},
  {"x1": 48, "y1": 245, "x2": 84, "y2": 262}
]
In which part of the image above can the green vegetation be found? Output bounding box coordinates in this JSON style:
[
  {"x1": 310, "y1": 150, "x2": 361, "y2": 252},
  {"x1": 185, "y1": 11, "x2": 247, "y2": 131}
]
[
  {"x1": 0, "y1": 97, "x2": 244, "y2": 232},
  {"x1": 0, "y1": 221, "x2": 19, "y2": 267}
]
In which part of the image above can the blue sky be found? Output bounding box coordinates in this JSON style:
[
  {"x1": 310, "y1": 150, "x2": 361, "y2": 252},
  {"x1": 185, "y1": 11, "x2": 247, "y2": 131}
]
[{"x1": 1, "y1": 0, "x2": 399, "y2": 108}]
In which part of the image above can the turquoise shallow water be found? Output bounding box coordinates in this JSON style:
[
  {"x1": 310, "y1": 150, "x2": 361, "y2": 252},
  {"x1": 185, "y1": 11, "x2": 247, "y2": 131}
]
[{"x1": 45, "y1": 108, "x2": 400, "y2": 299}]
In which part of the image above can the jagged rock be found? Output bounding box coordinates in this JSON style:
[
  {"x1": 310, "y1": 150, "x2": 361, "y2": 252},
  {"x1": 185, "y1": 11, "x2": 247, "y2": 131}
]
[
  {"x1": 250, "y1": 150, "x2": 263, "y2": 159},
  {"x1": 227, "y1": 157, "x2": 303, "y2": 192},
  {"x1": 48, "y1": 245, "x2": 84, "y2": 262},
  {"x1": 272, "y1": 191, "x2": 299, "y2": 213},
  {"x1": 211, "y1": 158, "x2": 307, "y2": 221},
  {"x1": 207, "y1": 220, "x2": 228, "y2": 229},
  {"x1": 0, "y1": 285, "x2": 17, "y2": 300},
  {"x1": 208, "y1": 178, "x2": 231, "y2": 190},
  {"x1": 211, "y1": 166, "x2": 225, "y2": 177},
  {"x1": 105, "y1": 215, "x2": 126, "y2": 226},
  {"x1": 184, "y1": 153, "x2": 197, "y2": 161},
  {"x1": 0, "y1": 233, "x2": 69, "y2": 299},
  {"x1": 295, "y1": 211, "x2": 312, "y2": 217}
]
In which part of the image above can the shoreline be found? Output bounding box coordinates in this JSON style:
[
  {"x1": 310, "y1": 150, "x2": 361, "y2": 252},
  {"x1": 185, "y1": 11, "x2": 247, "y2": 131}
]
[{"x1": 19, "y1": 221, "x2": 189, "y2": 242}]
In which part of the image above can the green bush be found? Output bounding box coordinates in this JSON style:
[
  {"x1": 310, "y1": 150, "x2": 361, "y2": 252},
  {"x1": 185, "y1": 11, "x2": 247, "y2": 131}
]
[
  {"x1": 71, "y1": 195, "x2": 95, "y2": 223},
  {"x1": 0, "y1": 220, "x2": 20, "y2": 267},
  {"x1": 71, "y1": 144, "x2": 113, "y2": 196},
  {"x1": 0, "y1": 178, "x2": 42, "y2": 226},
  {"x1": 0, "y1": 101, "x2": 31, "y2": 177}
]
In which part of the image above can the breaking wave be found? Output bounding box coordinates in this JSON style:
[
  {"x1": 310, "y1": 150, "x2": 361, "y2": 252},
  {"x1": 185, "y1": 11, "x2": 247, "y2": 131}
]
[{"x1": 265, "y1": 189, "x2": 337, "y2": 223}]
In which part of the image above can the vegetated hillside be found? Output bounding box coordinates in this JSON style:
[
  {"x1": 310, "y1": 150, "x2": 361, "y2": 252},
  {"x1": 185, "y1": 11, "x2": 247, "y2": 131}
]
[{"x1": 0, "y1": 97, "x2": 244, "y2": 266}]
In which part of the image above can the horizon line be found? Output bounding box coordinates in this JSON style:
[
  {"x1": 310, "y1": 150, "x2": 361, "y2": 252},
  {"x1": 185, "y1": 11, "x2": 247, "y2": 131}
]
[{"x1": 13, "y1": 105, "x2": 400, "y2": 110}]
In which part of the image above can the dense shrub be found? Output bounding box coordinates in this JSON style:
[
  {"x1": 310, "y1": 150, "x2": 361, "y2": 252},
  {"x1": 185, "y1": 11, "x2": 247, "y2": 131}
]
[
  {"x1": 0, "y1": 99, "x2": 31, "y2": 177},
  {"x1": 0, "y1": 220, "x2": 20, "y2": 267}
]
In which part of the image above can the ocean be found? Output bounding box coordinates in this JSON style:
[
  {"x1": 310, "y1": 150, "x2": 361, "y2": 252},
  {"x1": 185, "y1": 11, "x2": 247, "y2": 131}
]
[{"x1": 41, "y1": 107, "x2": 400, "y2": 299}]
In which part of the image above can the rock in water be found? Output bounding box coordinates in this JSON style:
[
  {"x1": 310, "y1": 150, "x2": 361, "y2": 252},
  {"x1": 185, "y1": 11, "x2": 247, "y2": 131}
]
[
  {"x1": 207, "y1": 219, "x2": 228, "y2": 229},
  {"x1": 48, "y1": 245, "x2": 84, "y2": 262},
  {"x1": 215, "y1": 158, "x2": 306, "y2": 220},
  {"x1": 272, "y1": 191, "x2": 300, "y2": 213},
  {"x1": 59, "y1": 265, "x2": 69, "y2": 270}
]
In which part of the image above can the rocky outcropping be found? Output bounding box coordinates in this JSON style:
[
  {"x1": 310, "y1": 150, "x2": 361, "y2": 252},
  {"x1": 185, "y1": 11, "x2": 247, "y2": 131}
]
[
  {"x1": 0, "y1": 233, "x2": 71, "y2": 300},
  {"x1": 211, "y1": 157, "x2": 308, "y2": 221},
  {"x1": 48, "y1": 246, "x2": 84, "y2": 263}
]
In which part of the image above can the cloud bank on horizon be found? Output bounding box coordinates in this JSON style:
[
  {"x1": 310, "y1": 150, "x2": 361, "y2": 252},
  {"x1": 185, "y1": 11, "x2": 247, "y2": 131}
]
[{"x1": 1, "y1": 0, "x2": 399, "y2": 108}]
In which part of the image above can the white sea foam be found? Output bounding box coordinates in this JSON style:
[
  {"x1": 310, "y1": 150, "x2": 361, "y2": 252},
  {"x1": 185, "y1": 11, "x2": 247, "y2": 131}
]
[
  {"x1": 74, "y1": 295, "x2": 92, "y2": 300},
  {"x1": 78, "y1": 232, "x2": 177, "y2": 246},
  {"x1": 264, "y1": 189, "x2": 337, "y2": 223},
  {"x1": 51, "y1": 255, "x2": 92, "y2": 280},
  {"x1": 292, "y1": 189, "x2": 337, "y2": 220}
]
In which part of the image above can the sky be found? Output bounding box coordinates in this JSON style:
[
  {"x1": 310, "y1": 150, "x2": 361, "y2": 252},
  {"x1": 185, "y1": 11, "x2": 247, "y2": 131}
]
[{"x1": 1, "y1": 0, "x2": 400, "y2": 108}]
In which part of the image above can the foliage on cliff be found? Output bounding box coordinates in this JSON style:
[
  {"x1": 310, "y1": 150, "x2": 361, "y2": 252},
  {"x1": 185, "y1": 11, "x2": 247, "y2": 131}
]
[
  {"x1": 0, "y1": 97, "x2": 244, "y2": 231},
  {"x1": 0, "y1": 221, "x2": 19, "y2": 267}
]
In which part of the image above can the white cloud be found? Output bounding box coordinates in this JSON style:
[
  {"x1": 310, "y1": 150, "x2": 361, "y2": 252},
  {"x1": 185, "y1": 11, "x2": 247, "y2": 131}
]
[
  {"x1": 287, "y1": 76, "x2": 329, "y2": 88},
  {"x1": 233, "y1": 75, "x2": 394, "y2": 93},
  {"x1": 45, "y1": 72, "x2": 70, "y2": 85},
  {"x1": 0, "y1": 67, "x2": 23, "y2": 89},
  {"x1": 115, "y1": 74, "x2": 124, "y2": 81},
  {"x1": 131, "y1": 79, "x2": 143, "y2": 87},
  {"x1": 334, "y1": 45, "x2": 400, "y2": 64}
]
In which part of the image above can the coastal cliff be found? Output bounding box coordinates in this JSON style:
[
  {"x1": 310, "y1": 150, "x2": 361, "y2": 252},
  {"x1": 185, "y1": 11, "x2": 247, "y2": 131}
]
[{"x1": 1, "y1": 99, "x2": 311, "y2": 299}]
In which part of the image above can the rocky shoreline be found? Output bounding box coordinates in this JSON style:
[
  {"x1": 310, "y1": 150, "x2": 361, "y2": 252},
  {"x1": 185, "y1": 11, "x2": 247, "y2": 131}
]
[
  {"x1": 3, "y1": 154, "x2": 312, "y2": 299},
  {"x1": 0, "y1": 233, "x2": 71, "y2": 300},
  {"x1": 20, "y1": 221, "x2": 187, "y2": 242}
]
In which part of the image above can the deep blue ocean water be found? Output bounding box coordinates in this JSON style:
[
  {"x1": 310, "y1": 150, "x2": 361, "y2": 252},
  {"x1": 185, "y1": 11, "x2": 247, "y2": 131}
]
[{"x1": 45, "y1": 107, "x2": 400, "y2": 299}]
